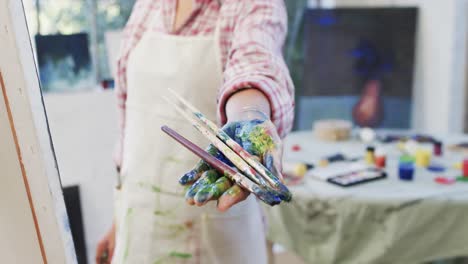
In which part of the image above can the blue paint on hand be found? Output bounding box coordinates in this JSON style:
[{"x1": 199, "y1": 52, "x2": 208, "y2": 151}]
[{"x1": 179, "y1": 170, "x2": 197, "y2": 185}]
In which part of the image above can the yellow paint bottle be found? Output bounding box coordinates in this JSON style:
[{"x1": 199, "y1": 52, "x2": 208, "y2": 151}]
[
  {"x1": 453, "y1": 162, "x2": 462, "y2": 170},
  {"x1": 293, "y1": 163, "x2": 308, "y2": 178},
  {"x1": 415, "y1": 149, "x2": 431, "y2": 167},
  {"x1": 365, "y1": 146, "x2": 375, "y2": 165}
]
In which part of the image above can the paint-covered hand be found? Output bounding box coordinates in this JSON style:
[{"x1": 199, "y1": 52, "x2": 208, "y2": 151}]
[{"x1": 179, "y1": 110, "x2": 283, "y2": 211}]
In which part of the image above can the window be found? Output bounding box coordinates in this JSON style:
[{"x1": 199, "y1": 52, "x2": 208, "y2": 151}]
[{"x1": 23, "y1": 0, "x2": 135, "y2": 92}]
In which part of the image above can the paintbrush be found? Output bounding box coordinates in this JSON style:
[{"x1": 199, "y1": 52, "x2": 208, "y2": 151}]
[
  {"x1": 163, "y1": 95, "x2": 268, "y2": 188},
  {"x1": 166, "y1": 89, "x2": 291, "y2": 202},
  {"x1": 161, "y1": 126, "x2": 281, "y2": 206}
]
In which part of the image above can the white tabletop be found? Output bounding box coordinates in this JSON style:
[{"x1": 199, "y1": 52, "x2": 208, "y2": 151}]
[{"x1": 283, "y1": 131, "x2": 468, "y2": 202}]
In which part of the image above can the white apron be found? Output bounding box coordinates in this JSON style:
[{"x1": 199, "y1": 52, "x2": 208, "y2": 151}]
[{"x1": 112, "y1": 17, "x2": 267, "y2": 264}]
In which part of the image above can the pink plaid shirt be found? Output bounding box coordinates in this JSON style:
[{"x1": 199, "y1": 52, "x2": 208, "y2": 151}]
[{"x1": 115, "y1": 0, "x2": 295, "y2": 166}]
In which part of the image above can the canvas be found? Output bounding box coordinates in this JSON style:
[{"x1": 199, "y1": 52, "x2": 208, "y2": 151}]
[{"x1": 0, "y1": 0, "x2": 75, "y2": 262}]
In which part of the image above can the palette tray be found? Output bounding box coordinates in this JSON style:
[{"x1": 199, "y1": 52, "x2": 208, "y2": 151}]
[{"x1": 327, "y1": 167, "x2": 387, "y2": 187}]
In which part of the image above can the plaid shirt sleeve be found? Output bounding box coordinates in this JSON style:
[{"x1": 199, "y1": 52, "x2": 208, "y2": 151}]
[{"x1": 217, "y1": 0, "x2": 295, "y2": 138}]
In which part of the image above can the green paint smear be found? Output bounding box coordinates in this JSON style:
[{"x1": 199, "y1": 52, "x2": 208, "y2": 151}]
[
  {"x1": 154, "y1": 210, "x2": 172, "y2": 216},
  {"x1": 187, "y1": 170, "x2": 220, "y2": 198},
  {"x1": 127, "y1": 207, "x2": 133, "y2": 216},
  {"x1": 154, "y1": 222, "x2": 188, "y2": 239},
  {"x1": 195, "y1": 159, "x2": 210, "y2": 172},
  {"x1": 154, "y1": 251, "x2": 193, "y2": 263},
  {"x1": 194, "y1": 178, "x2": 229, "y2": 203},
  {"x1": 212, "y1": 177, "x2": 231, "y2": 197},
  {"x1": 138, "y1": 182, "x2": 184, "y2": 197},
  {"x1": 167, "y1": 224, "x2": 187, "y2": 233},
  {"x1": 123, "y1": 207, "x2": 133, "y2": 261},
  {"x1": 248, "y1": 126, "x2": 275, "y2": 155},
  {"x1": 207, "y1": 144, "x2": 219, "y2": 155},
  {"x1": 123, "y1": 239, "x2": 130, "y2": 260},
  {"x1": 226, "y1": 185, "x2": 242, "y2": 196},
  {"x1": 204, "y1": 170, "x2": 219, "y2": 183},
  {"x1": 152, "y1": 185, "x2": 162, "y2": 193},
  {"x1": 169, "y1": 251, "x2": 193, "y2": 259},
  {"x1": 164, "y1": 156, "x2": 183, "y2": 163},
  {"x1": 195, "y1": 185, "x2": 212, "y2": 202}
]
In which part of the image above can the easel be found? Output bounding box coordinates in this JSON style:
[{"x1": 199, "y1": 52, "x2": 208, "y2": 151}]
[{"x1": 0, "y1": 0, "x2": 76, "y2": 263}]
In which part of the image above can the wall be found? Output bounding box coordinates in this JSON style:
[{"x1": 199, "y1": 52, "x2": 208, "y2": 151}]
[
  {"x1": 44, "y1": 90, "x2": 118, "y2": 264},
  {"x1": 308, "y1": 0, "x2": 468, "y2": 134}
]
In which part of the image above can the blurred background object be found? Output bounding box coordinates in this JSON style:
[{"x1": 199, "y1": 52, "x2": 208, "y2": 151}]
[
  {"x1": 288, "y1": 0, "x2": 467, "y2": 135},
  {"x1": 35, "y1": 33, "x2": 94, "y2": 92},
  {"x1": 23, "y1": 0, "x2": 134, "y2": 91},
  {"x1": 299, "y1": 7, "x2": 417, "y2": 129}
]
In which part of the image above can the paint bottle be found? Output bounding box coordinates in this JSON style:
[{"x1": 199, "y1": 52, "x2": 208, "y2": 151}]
[
  {"x1": 293, "y1": 163, "x2": 308, "y2": 178},
  {"x1": 365, "y1": 146, "x2": 375, "y2": 165},
  {"x1": 453, "y1": 162, "x2": 462, "y2": 170},
  {"x1": 399, "y1": 163, "x2": 415, "y2": 181},
  {"x1": 375, "y1": 148, "x2": 386, "y2": 168},
  {"x1": 415, "y1": 149, "x2": 431, "y2": 167},
  {"x1": 399, "y1": 154, "x2": 415, "y2": 164},
  {"x1": 463, "y1": 159, "x2": 468, "y2": 177},
  {"x1": 433, "y1": 141, "x2": 443, "y2": 156},
  {"x1": 404, "y1": 140, "x2": 419, "y2": 155},
  {"x1": 283, "y1": 162, "x2": 312, "y2": 178}
]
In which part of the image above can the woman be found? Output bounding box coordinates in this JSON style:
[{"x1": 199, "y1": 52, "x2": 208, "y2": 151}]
[{"x1": 96, "y1": 0, "x2": 294, "y2": 263}]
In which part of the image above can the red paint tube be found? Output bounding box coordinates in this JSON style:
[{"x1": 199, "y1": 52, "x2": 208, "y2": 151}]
[
  {"x1": 463, "y1": 159, "x2": 468, "y2": 177},
  {"x1": 375, "y1": 148, "x2": 386, "y2": 168}
]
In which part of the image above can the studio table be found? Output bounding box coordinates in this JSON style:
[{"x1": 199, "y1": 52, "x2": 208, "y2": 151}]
[{"x1": 265, "y1": 131, "x2": 468, "y2": 264}]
